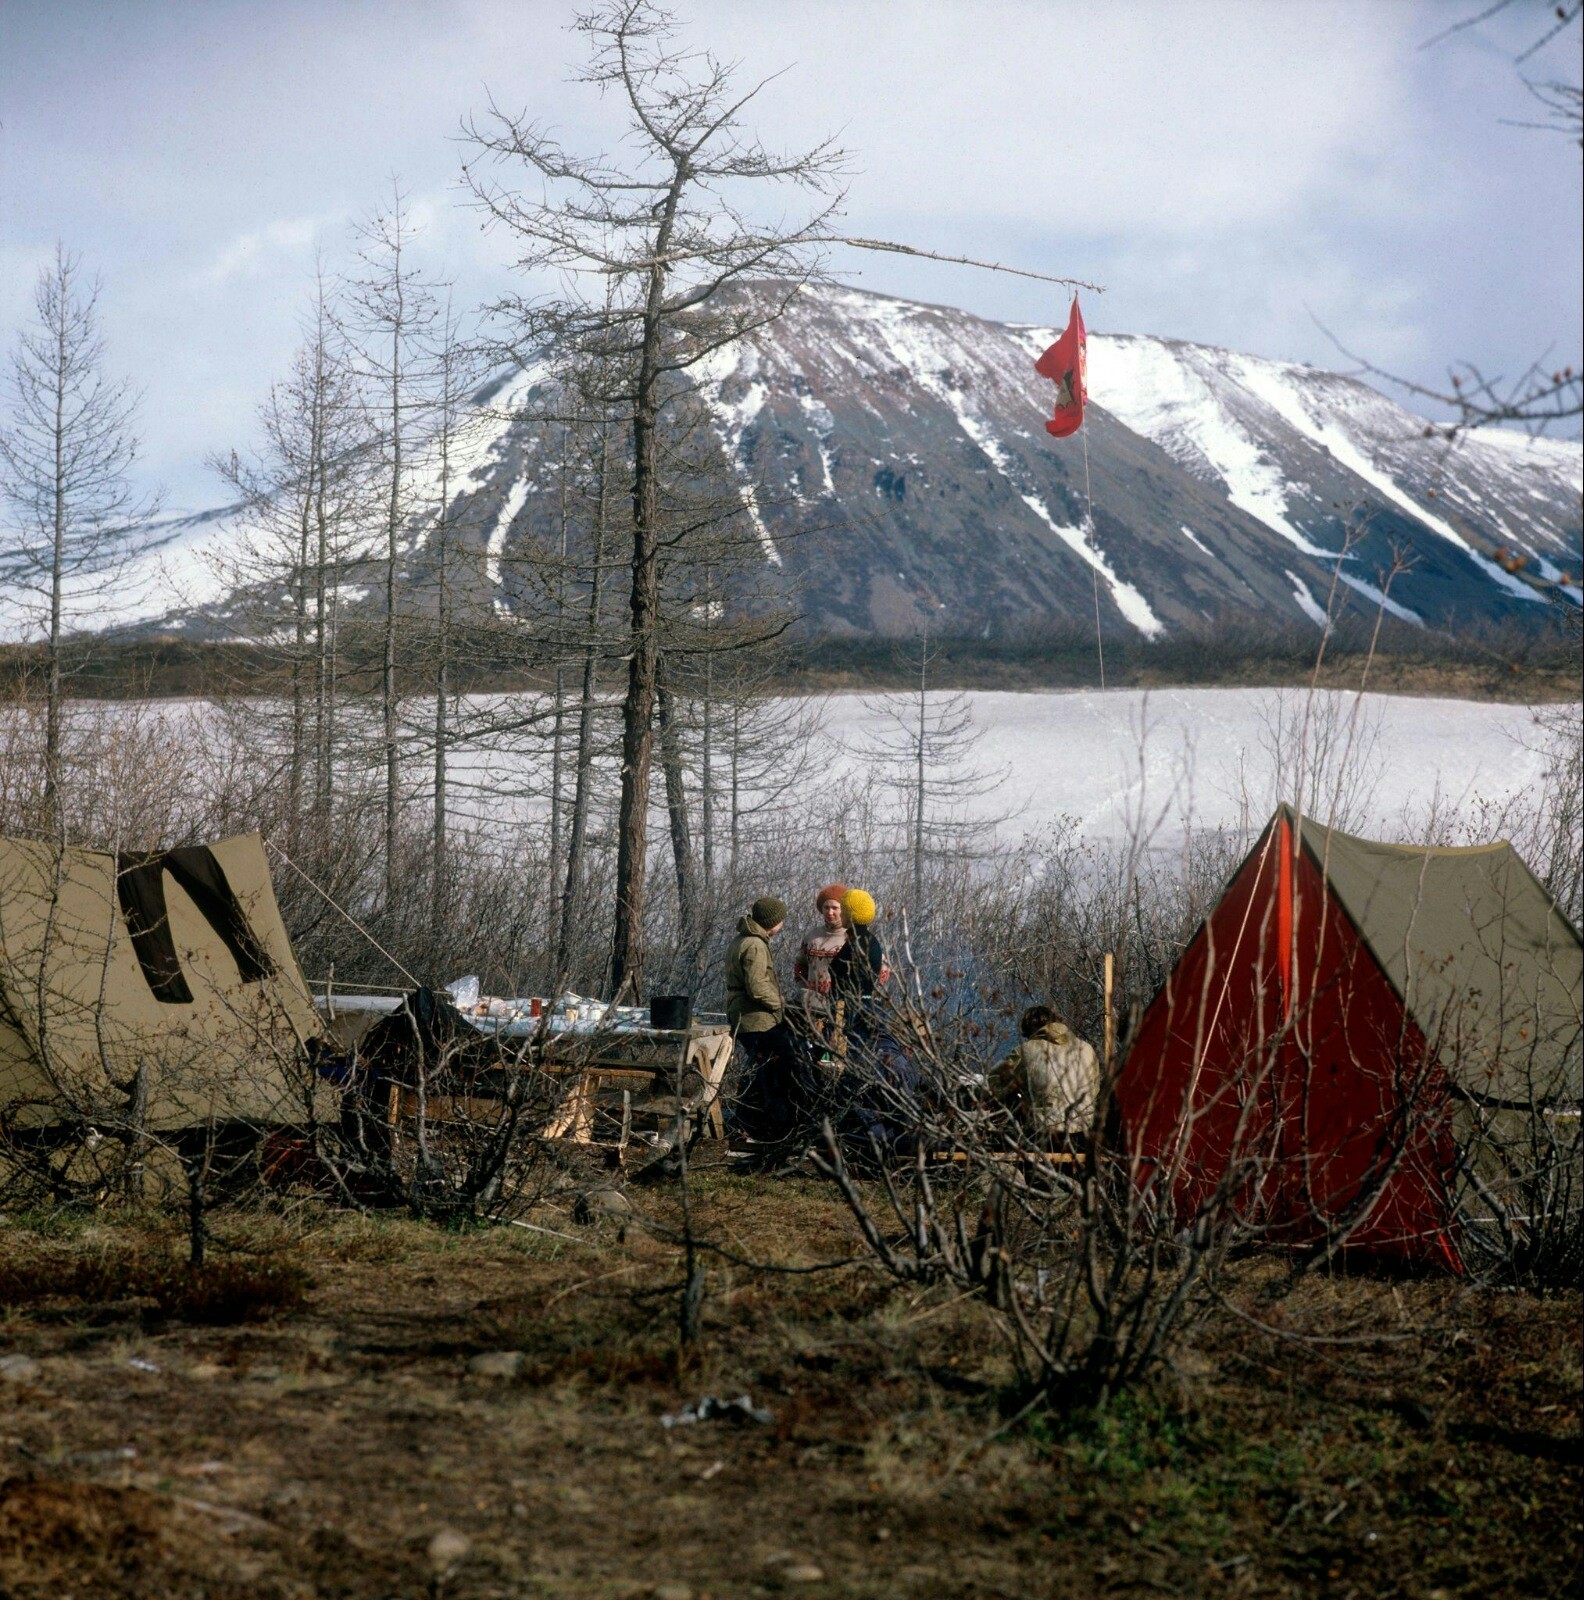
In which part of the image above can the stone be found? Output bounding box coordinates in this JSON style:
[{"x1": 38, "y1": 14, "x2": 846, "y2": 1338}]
[
  {"x1": 427, "y1": 1529, "x2": 472, "y2": 1571},
  {"x1": 0, "y1": 1355, "x2": 40, "y2": 1384},
  {"x1": 573, "y1": 1188, "x2": 632, "y2": 1224},
  {"x1": 468, "y1": 1350, "x2": 525, "y2": 1379},
  {"x1": 781, "y1": 1565, "x2": 825, "y2": 1584},
  {"x1": 653, "y1": 1585, "x2": 695, "y2": 1600}
]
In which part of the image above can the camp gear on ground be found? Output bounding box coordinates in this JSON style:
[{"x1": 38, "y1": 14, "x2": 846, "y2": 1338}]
[
  {"x1": 0, "y1": 831, "x2": 319, "y2": 1132},
  {"x1": 840, "y1": 888, "x2": 877, "y2": 926},
  {"x1": 988, "y1": 1019, "x2": 1101, "y2": 1138},
  {"x1": 751, "y1": 894, "x2": 788, "y2": 930},
  {"x1": 341, "y1": 984, "x2": 734, "y2": 1157},
  {"x1": 1116, "y1": 805, "x2": 1583, "y2": 1272},
  {"x1": 421, "y1": 986, "x2": 656, "y2": 1039},
  {"x1": 444, "y1": 975, "x2": 481, "y2": 1008},
  {"x1": 726, "y1": 916, "x2": 785, "y2": 1033},
  {"x1": 660, "y1": 1393, "x2": 773, "y2": 1429}
]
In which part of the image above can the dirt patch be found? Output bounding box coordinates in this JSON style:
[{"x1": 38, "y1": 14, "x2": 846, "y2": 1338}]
[{"x1": 0, "y1": 1190, "x2": 1578, "y2": 1598}]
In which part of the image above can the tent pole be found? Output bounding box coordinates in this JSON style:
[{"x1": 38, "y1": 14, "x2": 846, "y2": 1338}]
[{"x1": 1103, "y1": 951, "x2": 1115, "y2": 1077}]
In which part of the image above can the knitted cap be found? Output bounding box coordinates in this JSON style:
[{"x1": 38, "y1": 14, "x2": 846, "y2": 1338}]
[
  {"x1": 841, "y1": 888, "x2": 877, "y2": 925},
  {"x1": 751, "y1": 894, "x2": 788, "y2": 929},
  {"x1": 815, "y1": 882, "x2": 849, "y2": 907}
]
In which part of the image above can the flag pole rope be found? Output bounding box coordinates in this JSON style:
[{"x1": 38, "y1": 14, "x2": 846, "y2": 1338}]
[{"x1": 1082, "y1": 425, "x2": 1105, "y2": 692}]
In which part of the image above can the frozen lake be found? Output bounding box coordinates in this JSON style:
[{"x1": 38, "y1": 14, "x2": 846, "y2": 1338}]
[
  {"x1": 435, "y1": 686, "x2": 1569, "y2": 849},
  {"x1": 820, "y1": 687, "x2": 1568, "y2": 845},
  {"x1": 54, "y1": 686, "x2": 1572, "y2": 852}
]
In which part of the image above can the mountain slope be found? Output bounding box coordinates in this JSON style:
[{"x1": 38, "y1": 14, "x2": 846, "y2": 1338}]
[
  {"x1": 38, "y1": 282, "x2": 1580, "y2": 645},
  {"x1": 692, "y1": 282, "x2": 1578, "y2": 637}
]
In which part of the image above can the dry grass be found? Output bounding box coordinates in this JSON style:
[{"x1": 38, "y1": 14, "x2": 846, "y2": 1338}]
[
  {"x1": 0, "y1": 1242, "x2": 311, "y2": 1325},
  {"x1": 0, "y1": 1168, "x2": 1578, "y2": 1599}
]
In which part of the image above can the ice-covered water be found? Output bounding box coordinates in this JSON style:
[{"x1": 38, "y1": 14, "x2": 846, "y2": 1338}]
[
  {"x1": 817, "y1": 688, "x2": 1565, "y2": 847},
  {"x1": 53, "y1": 687, "x2": 1568, "y2": 854},
  {"x1": 433, "y1": 686, "x2": 1565, "y2": 850}
]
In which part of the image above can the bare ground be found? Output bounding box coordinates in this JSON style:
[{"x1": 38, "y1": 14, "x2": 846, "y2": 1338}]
[{"x1": 0, "y1": 1164, "x2": 1579, "y2": 1600}]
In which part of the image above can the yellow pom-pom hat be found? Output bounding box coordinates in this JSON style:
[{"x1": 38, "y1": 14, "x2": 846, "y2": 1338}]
[{"x1": 840, "y1": 887, "x2": 877, "y2": 925}]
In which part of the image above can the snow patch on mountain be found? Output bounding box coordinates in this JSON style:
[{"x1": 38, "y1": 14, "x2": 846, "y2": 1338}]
[
  {"x1": 920, "y1": 360, "x2": 1164, "y2": 637},
  {"x1": 804, "y1": 291, "x2": 1164, "y2": 637},
  {"x1": 1221, "y1": 351, "x2": 1544, "y2": 604},
  {"x1": 1074, "y1": 328, "x2": 1581, "y2": 618},
  {"x1": 1287, "y1": 571, "x2": 1330, "y2": 630},
  {"x1": 1337, "y1": 570, "x2": 1423, "y2": 626},
  {"x1": 692, "y1": 343, "x2": 781, "y2": 563},
  {"x1": 1080, "y1": 333, "x2": 1337, "y2": 559},
  {"x1": 486, "y1": 475, "x2": 531, "y2": 596}
]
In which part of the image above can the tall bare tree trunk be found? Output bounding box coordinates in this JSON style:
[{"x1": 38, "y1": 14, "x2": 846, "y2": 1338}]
[
  {"x1": 431, "y1": 470, "x2": 451, "y2": 928},
  {"x1": 556, "y1": 425, "x2": 611, "y2": 981},
  {"x1": 312, "y1": 398, "x2": 332, "y2": 837},
  {"x1": 548, "y1": 433, "x2": 571, "y2": 945},
  {"x1": 45, "y1": 305, "x2": 65, "y2": 825},
  {"x1": 657, "y1": 657, "x2": 695, "y2": 934},
  {"x1": 610, "y1": 176, "x2": 684, "y2": 999},
  {"x1": 914, "y1": 635, "x2": 927, "y2": 911},
  {"x1": 730, "y1": 696, "x2": 743, "y2": 873},
  {"x1": 383, "y1": 297, "x2": 403, "y2": 907},
  {"x1": 288, "y1": 462, "x2": 311, "y2": 856},
  {"x1": 701, "y1": 622, "x2": 714, "y2": 898}
]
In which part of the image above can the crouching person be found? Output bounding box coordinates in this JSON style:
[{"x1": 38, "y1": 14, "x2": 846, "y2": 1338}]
[
  {"x1": 725, "y1": 895, "x2": 806, "y2": 1147},
  {"x1": 988, "y1": 1005, "x2": 1101, "y2": 1148}
]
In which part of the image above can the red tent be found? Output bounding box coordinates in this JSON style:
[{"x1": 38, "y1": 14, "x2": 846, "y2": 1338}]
[{"x1": 1115, "y1": 806, "x2": 1583, "y2": 1271}]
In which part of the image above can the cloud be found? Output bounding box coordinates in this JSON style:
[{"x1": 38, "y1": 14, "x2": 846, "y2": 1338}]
[
  {"x1": 0, "y1": 244, "x2": 55, "y2": 327},
  {"x1": 2, "y1": 0, "x2": 1575, "y2": 508},
  {"x1": 688, "y1": 0, "x2": 1419, "y2": 236},
  {"x1": 201, "y1": 216, "x2": 327, "y2": 285}
]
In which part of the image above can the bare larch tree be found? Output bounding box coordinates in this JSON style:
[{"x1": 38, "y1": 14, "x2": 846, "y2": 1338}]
[
  {"x1": 0, "y1": 246, "x2": 160, "y2": 823},
  {"x1": 461, "y1": 0, "x2": 847, "y2": 997},
  {"x1": 337, "y1": 186, "x2": 445, "y2": 906}
]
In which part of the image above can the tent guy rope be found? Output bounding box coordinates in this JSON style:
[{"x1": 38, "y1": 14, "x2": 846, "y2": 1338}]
[{"x1": 265, "y1": 838, "x2": 420, "y2": 988}]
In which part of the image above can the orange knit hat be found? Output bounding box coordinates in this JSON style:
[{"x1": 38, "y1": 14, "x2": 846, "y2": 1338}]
[{"x1": 816, "y1": 882, "x2": 848, "y2": 908}]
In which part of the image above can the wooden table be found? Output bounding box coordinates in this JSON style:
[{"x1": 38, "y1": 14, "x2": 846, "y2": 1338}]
[{"x1": 536, "y1": 1025, "x2": 736, "y2": 1150}]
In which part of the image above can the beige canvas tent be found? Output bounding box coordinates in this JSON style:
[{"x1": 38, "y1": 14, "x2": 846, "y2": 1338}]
[{"x1": 0, "y1": 832, "x2": 320, "y2": 1133}]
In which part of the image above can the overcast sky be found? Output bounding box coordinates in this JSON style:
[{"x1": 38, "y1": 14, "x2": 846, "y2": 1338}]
[{"x1": 2, "y1": 0, "x2": 1579, "y2": 509}]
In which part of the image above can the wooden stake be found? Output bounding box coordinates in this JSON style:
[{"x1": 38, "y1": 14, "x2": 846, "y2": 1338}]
[{"x1": 1103, "y1": 952, "x2": 1116, "y2": 1077}]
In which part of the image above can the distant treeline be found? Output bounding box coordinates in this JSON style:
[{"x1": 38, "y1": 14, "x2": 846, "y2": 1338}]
[{"x1": 10, "y1": 612, "x2": 1578, "y2": 704}]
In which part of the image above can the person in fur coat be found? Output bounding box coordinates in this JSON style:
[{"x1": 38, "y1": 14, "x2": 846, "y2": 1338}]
[{"x1": 988, "y1": 1004, "x2": 1101, "y2": 1142}]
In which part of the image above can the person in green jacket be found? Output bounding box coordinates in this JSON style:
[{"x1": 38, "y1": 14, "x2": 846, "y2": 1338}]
[
  {"x1": 726, "y1": 895, "x2": 788, "y2": 1032},
  {"x1": 725, "y1": 895, "x2": 804, "y2": 1145}
]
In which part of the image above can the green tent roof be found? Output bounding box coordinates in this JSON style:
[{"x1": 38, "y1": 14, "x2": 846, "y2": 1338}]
[{"x1": 1288, "y1": 806, "x2": 1583, "y2": 1108}]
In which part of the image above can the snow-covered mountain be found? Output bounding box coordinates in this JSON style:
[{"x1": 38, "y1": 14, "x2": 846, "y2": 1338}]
[{"x1": 52, "y1": 282, "x2": 1583, "y2": 644}]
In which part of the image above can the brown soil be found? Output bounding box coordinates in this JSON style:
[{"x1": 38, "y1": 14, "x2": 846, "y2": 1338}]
[{"x1": 0, "y1": 1170, "x2": 1578, "y2": 1599}]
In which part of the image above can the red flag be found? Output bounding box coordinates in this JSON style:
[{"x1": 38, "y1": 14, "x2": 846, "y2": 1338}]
[{"x1": 1035, "y1": 297, "x2": 1087, "y2": 438}]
